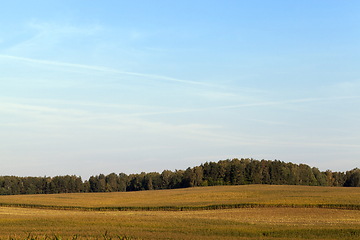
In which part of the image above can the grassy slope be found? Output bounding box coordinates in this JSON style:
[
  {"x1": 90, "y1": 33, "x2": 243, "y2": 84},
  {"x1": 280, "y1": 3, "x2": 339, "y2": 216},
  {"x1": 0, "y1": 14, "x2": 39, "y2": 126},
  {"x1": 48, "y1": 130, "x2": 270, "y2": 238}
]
[
  {"x1": 1, "y1": 185, "x2": 360, "y2": 239},
  {"x1": 1, "y1": 185, "x2": 360, "y2": 208}
]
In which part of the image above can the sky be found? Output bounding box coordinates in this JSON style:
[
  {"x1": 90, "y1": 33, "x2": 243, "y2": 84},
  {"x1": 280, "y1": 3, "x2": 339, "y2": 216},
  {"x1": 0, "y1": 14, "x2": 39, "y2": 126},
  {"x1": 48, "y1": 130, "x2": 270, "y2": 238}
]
[{"x1": 1, "y1": 1, "x2": 359, "y2": 179}]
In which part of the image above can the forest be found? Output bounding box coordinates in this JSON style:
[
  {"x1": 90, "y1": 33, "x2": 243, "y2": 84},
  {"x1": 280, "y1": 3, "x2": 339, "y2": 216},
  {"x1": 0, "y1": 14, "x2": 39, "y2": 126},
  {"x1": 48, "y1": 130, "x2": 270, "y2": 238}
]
[{"x1": 0, "y1": 158, "x2": 359, "y2": 195}]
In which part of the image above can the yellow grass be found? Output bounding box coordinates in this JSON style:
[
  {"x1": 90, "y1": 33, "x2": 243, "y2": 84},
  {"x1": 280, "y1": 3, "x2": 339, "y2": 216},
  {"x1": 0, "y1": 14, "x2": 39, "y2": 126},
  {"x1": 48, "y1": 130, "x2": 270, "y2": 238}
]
[
  {"x1": 1, "y1": 185, "x2": 360, "y2": 239},
  {"x1": 1, "y1": 207, "x2": 360, "y2": 239},
  {"x1": 0, "y1": 185, "x2": 359, "y2": 208}
]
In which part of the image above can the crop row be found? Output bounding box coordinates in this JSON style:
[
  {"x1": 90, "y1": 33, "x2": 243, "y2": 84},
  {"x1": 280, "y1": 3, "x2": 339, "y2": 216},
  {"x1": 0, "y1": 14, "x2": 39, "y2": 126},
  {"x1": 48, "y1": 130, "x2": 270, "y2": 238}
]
[{"x1": 1, "y1": 202, "x2": 360, "y2": 211}]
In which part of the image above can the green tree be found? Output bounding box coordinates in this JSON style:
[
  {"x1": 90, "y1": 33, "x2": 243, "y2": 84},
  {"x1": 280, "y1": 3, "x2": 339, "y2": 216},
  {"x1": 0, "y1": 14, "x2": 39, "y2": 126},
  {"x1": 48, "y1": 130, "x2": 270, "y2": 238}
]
[
  {"x1": 312, "y1": 167, "x2": 327, "y2": 186},
  {"x1": 161, "y1": 170, "x2": 173, "y2": 189},
  {"x1": 344, "y1": 168, "x2": 360, "y2": 187},
  {"x1": 298, "y1": 164, "x2": 317, "y2": 186},
  {"x1": 105, "y1": 173, "x2": 119, "y2": 192}
]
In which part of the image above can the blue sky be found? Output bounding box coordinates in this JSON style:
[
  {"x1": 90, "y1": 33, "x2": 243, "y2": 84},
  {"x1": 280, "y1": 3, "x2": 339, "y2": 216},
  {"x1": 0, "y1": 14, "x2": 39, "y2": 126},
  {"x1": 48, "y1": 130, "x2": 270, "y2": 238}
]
[{"x1": 1, "y1": 1, "x2": 359, "y2": 179}]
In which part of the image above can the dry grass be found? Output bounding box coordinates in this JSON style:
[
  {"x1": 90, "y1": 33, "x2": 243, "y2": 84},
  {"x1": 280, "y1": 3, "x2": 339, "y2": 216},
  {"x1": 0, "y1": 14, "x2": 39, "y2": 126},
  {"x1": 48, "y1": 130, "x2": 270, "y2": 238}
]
[
  {"x1": 1, "y1": 185, "x2": 360, "y2": 239},
  {"x1": 0, "y1": 185, "x2": 359, "y2": 208},
  {"x1": 1, "y1": 207, "x2": 360, "y2": 239}
]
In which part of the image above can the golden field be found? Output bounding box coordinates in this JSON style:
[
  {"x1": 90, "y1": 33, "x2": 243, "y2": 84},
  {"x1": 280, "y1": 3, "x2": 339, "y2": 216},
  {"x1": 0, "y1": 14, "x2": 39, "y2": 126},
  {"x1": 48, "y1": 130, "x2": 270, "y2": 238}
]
[
  {"x1": 1, "y1": 185, "x2": 360, "y2": 208},
  {"x1": 0, "y1": 185, "x2": 360, "y2": 239}
]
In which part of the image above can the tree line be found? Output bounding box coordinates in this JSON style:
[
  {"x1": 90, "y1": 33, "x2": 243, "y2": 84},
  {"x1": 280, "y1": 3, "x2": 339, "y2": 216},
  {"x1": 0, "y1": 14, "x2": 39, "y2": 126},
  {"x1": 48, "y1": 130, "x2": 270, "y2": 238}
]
[{"x1": 0, "y1": 158, "x2": 359, "y2": 195}]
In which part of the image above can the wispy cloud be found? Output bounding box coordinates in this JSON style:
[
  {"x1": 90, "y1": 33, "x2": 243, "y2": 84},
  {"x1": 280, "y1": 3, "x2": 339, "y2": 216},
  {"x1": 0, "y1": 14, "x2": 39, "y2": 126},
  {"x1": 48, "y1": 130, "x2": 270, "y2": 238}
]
[
  {"x1": 244, "y1": 118, "x2": 301, "y2": 127},
  {"x1": 130, "y1": 30, "x2": 145, "y2": 40},
  {"x1": 0, "y1": 54, "x2": 212, "y2": 86},
  {"x1": 4, "y1": 21, "x2": 102, "y2": 55},
  {"x1": 2, "y1": 95, "x2": 358, "y2": 118},
  {"x1": 330, "y1": 80, "x2": 360, "y2": 93},
  {"x1": 207, "y1": 96, "x2": 360, "y2": 110},
  {"x1": 118, "y1": 96, "x2": 360, "y2": 121},
  {"x1": 1, "y1": 98, "x2": 359, "y2": 174},
  {"x1": 0, "y1": 100, "x2": 227, "y2": 146},
  {"x1": 26, "y1": 21, "x2": 102, "y2": 35}
]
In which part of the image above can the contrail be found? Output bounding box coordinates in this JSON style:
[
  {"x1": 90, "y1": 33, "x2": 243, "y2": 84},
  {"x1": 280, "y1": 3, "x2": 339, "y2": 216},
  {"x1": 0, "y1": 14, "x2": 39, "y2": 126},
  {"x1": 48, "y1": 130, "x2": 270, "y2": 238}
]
[{"x1": 0, "y1": 54, "x2": 211, "y2": 86}]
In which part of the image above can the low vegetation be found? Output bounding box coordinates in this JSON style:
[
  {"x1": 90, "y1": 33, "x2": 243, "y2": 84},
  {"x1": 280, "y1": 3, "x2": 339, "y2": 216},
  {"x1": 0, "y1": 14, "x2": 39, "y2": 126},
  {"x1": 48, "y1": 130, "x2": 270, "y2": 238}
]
[{"x1": 0, "y1": 185, "x2": 360, "y2": 239}]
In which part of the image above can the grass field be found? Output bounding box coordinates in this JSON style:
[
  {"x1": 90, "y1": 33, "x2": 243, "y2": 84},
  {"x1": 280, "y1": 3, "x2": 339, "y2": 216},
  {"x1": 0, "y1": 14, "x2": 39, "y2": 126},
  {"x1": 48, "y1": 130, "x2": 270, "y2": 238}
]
[{"x1": 1, "y1": 185, "x2": 360, "y2": 239}]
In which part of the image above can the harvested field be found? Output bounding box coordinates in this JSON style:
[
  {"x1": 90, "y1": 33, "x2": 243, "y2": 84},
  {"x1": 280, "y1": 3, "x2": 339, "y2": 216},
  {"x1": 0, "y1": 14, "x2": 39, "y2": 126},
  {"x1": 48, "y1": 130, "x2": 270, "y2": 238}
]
[{"x1": 0, "y1": 185, "x2": 360, "y2": 239}]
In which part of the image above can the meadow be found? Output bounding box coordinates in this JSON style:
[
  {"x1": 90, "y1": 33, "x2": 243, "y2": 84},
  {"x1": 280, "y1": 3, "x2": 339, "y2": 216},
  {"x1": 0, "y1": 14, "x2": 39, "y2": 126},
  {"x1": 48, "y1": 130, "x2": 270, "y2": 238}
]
[{"x1": 1, "y1": 185, "x2": 360, "y2": 239}]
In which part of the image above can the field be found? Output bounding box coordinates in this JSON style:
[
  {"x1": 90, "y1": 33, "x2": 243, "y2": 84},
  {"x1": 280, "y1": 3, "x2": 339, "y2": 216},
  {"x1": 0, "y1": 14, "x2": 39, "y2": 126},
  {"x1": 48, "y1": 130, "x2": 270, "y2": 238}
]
[{"x1": 1, "y1": 185, "x2": 360, "y2": 239}]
